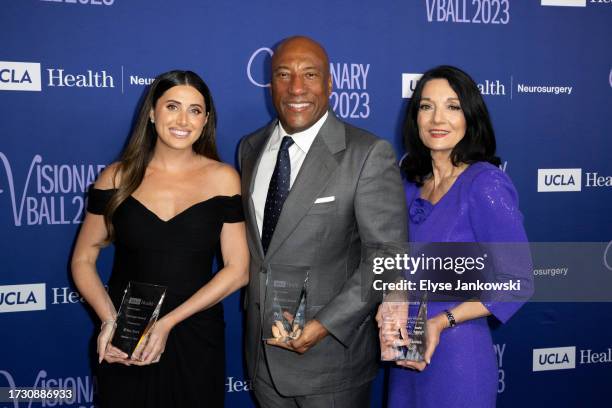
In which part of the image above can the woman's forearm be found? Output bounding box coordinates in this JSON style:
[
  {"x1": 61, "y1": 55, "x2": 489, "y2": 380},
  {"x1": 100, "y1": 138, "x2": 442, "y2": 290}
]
[
  {"x1": 160, "y1": 263, "x2": 248, "y2": 329},
  {"x1": 71, "y1": 260, "x2": 116, "y2": 322}
]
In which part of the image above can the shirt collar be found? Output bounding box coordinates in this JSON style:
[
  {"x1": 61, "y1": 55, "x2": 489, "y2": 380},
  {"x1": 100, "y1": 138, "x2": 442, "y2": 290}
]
[{"x1": 273, "y1": 111, "x2": 329, "y2": 154}]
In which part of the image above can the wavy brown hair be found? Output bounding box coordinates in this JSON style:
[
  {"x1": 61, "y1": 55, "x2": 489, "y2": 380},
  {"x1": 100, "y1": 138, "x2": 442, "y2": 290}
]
[{"x1": 103, "y1": 70, "x2": 219, "y2": 243}]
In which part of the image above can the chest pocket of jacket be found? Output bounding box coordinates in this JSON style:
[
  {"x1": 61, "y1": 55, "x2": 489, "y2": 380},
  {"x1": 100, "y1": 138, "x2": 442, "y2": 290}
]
[{"x1": 307, "y1": 201, "x2": 336, "y2": 215}]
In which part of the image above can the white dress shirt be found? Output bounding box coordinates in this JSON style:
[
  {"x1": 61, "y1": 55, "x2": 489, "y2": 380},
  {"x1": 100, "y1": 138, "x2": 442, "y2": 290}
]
[{"x1": 252, "y1": 112, "x2": 329, "y2": 237}]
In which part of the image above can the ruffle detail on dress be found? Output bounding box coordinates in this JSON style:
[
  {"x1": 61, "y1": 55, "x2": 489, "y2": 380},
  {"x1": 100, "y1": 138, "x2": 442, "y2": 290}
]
[{"x1": 409, "y1": 198, "x2": 433, "y2": 224}]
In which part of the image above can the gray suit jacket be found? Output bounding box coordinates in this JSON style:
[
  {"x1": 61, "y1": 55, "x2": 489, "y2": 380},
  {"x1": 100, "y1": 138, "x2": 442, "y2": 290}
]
[{"x1": 238, "y1": 112, "x2": 407, "y2": 396}]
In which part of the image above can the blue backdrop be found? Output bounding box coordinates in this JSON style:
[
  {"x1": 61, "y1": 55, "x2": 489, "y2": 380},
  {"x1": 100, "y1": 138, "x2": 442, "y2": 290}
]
[{"x1": 1, "y1": 1, "x2": 611, "y2": 407}]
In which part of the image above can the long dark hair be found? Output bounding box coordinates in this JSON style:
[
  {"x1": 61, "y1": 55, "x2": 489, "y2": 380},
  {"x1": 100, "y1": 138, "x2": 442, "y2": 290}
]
[
  {"x1": 104, "y1": 70, "x2": 219, "y2": 242},
  {"x1": 401, "y1": 65, "x2": 500, "y2": 186}
]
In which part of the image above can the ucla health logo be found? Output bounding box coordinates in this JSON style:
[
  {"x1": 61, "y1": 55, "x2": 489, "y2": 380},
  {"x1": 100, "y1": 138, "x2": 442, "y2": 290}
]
[
  {"x1": 0, "y1": 152, "x2": 106, "y2": 226},
  {"x1": 532, "y1": 346, "x2": 612, "y2": 371},
  {"x1": 1, "y1": 61, "x2": 116, "y2": 91},
  {"x1": 0, "y1": 283, "x2": 46, "y2": 313},
  {"x1": 0, "y1": 61, "x2": 42, "y2": 92},
  {"x1": 533, "y1": 346, "x2": 576, "y2": 371},
  {"x1": 537, "y1": 168, "x2": 582, "y2": 192},
  {"x1": 537, "y1": 168, "x2": 610, "y2": 192}
]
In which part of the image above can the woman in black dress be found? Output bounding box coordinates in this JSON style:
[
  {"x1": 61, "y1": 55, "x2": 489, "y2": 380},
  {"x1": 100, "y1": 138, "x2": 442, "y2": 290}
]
[{"x1": 71, "y1": 70, "x2": 249, "y2": 407}]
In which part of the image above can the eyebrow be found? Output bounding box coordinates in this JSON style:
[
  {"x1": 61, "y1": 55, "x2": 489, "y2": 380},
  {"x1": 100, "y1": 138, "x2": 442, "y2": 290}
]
[
  {"x1": 165, "y1": 99, "x2": 204, "y2": 108},
  {"x1": 420, "y1": 97, "x2": 460, "y2": 102},
  {"x1": 273, "y1": 65, "x2": 321, "y2": 72}
]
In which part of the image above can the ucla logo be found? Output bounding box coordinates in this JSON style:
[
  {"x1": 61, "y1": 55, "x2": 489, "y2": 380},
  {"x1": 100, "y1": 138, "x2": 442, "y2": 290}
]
[
  {"x1": 540, "y1": 352, "x2": 570, "y2": 365},
  {"x1": 0, "y1": 290, "x2": 37, "y2": 305},
  {"x1": 0, "y1": 283, "x2": 46, "y2": 313},
  {"x1": 1, "y1": 68, "x2": 32, "y2": 84},
  {"x1": 544, "y1": 174, "x2": 576, "y2": 187},
  {"x1": 537, "y1": 169, "x2": 582, "y2": 192},
  {"x1": 0, "y1": 61, "x2": 42, "y2": 91},
  {"x1": 533, "y1": 346, "x2": 576, "y2": 371}
]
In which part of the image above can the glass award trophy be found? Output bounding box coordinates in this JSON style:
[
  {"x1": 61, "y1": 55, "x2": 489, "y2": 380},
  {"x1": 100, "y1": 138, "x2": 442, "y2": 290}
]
[
  {"x1": 381, "y1": 292, "x2": 428, "y2": 362},
  {"x1": 111, "y1": 281, "x2": 167, "y2": 356},
  {"x1": 263, "y1": 265, "x2": 309, "y2": 343}
]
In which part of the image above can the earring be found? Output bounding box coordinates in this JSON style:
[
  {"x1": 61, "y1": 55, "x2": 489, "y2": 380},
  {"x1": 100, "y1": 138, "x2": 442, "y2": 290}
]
[{"x1": 150, "y1": 118, "x2": 155, "y2": 124}]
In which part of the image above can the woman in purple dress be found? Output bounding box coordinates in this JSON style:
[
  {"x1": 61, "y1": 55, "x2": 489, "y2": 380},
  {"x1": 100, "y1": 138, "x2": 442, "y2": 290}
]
[{"x1": 386, "y1": 66, "x2": 532, "y2": 407}]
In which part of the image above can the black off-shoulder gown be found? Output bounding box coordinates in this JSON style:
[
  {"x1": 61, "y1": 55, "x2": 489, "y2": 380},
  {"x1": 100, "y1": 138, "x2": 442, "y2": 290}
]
[{"x1": 87, "y1": 188, "x2": 244, "y2": 408}]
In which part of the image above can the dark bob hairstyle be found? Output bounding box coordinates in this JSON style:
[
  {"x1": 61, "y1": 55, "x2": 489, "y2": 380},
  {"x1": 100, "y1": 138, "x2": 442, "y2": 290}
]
[{"x1": 401, "y1": 65, "x2": 500, "y2": 186}]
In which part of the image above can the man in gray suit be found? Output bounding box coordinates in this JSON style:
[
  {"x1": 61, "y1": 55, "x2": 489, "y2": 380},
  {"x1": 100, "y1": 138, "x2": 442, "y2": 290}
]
[{"x1": 238, "y1": 36, "x2": 407, "y2": 407}]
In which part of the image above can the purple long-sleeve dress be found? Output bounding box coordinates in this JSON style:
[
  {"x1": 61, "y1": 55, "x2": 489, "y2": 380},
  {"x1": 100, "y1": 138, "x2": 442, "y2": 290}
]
[{"x1": 388, "y1": 162, "x2": 531, "y2": 408}]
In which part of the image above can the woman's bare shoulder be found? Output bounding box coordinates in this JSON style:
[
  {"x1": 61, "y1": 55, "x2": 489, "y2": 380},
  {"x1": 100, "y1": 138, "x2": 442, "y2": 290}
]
[
  {"x1": 94, "y1": 162, "x2": 122, "y2": 190},
  {"x1": 200, "y1": 160, "x2": 240, "y2": 196}
]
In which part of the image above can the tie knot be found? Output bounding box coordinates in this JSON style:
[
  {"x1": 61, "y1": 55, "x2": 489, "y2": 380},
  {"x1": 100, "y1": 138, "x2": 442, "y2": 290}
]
[{"x1": 280, "y1": 136, "x2": 294, "y2": 151}]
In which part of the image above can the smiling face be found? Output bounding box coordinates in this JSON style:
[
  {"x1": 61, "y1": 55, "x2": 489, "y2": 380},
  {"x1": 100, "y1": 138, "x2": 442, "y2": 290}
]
[
  {"x1": 271, "y1": 37, "x2": 332, "y2": 134},
  {"x1": 150, "y1": 84, "x2": 208, "y2": 151},
  {"x1": 417, "y1": 78, "x2": 467, "y2": 157}
]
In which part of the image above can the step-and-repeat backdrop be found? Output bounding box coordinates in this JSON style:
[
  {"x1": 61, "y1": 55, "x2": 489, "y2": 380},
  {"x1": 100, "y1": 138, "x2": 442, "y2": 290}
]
[{"x1": 1, "y1": 1, "x2": 610, "y2": 407}]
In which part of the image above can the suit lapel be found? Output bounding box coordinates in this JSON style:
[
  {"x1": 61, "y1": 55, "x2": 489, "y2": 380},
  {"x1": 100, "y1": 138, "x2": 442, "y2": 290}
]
[
  {"x1": 241, "y1": 121, "x2": 276, "y2": 261},
  {"x1": 264, "y1": 113, "x2": 346, "y2": 260}
]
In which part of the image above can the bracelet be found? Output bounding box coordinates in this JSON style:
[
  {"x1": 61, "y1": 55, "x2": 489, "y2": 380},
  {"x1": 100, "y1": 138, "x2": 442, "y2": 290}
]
[{"x1": 444, "y1": 309, "x2": 457, "y2": 328}]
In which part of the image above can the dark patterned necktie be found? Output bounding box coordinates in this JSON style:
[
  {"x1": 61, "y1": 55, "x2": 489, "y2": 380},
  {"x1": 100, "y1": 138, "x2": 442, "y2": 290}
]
[{"x1": 261, "y1": 136, "x2": 294, "y2": 254}]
